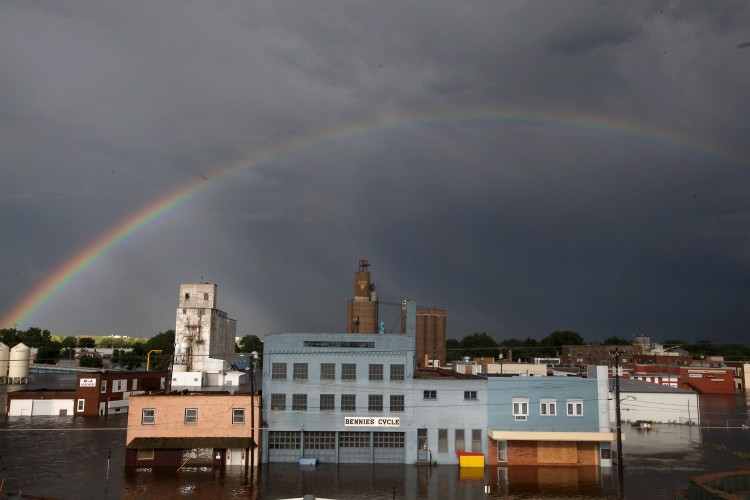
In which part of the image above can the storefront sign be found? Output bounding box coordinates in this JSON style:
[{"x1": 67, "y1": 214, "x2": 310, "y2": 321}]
[
  {"x1": 344, "y1": 417, "x2": 400, "y2": 427},
  {"x1": 79, "y1": 378, "x2": 97, "y2": 387}
]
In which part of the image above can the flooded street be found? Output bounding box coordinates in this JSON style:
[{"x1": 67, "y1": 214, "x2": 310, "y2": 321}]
[{"x1": 2, "y1": 376, "x2": 749, "y2": 499}]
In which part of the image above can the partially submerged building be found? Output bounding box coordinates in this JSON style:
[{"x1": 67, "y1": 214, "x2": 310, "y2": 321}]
[
  {"x1": 487, "y1": 366, "x2": 615, "y2": 467},
  {"x1": 7, "y1": 371, "x2": 167, "y2": 416},
  {"x1": 125, "y1": 391, "x2": 260, "y2": 468},
  {"x1": 262, "y1": 301, "x2": 487, "y2": 465}
]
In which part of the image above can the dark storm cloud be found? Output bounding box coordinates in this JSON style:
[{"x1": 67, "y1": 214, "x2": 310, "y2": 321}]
[{"x1": 1, "y1": 1, "x2": 748, "y2": 344}]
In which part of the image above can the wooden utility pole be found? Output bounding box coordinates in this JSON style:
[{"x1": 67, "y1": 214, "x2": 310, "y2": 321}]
[{"x1": 611, "y1": 347, "x2": 625, "y2": 497}]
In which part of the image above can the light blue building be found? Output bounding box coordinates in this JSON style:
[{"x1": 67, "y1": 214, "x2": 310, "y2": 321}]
[
  {"x1": 261, "y1": 301, "x2": 488, "y2": 464},
  {"x1": 486, "y1": 366, "x2": 614, "y2": 467}
]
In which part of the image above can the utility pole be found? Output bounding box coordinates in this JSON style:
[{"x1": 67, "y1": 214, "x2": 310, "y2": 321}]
[{"x1": 611, "y1": 347, "x2": 625, "y2": 497}]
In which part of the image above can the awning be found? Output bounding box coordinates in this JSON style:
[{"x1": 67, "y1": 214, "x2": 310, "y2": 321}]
[{"x1": 127, "y1": 437, "x2": 254, "y2": 449}]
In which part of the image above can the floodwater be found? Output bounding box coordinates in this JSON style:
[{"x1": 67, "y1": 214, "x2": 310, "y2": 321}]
[{"x1": 1, "y1": 375, "x2": 749, "y2": 499}]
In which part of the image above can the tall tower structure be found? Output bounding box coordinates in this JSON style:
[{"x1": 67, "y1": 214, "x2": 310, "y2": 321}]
[
  {"x1": 174, "y1": 283, "x2": 237, "y2": 374},
  {"x1": 346, "y1": 259, "x2": 378, "y2": 333},
  {"x1": 402, "y1": 308, "x2": 447, "y2": 367}
]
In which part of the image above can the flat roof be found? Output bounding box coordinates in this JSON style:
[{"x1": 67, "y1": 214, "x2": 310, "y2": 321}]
[{"x1": 613, "y1": 378, "x2": 695, "y2": 394}]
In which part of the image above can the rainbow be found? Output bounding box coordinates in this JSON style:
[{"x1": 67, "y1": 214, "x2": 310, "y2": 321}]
[{"x1": 1, "y1": 108, "x2": 742, "y2": 329}]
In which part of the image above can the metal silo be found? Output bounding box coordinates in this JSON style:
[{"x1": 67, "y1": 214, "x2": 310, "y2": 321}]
[
  {"x1": 0, "y1": 342, "x2": 9, "y2": 379},
  {"x1": 9, "y1": 342, "x2": 30, "y2": 381}
]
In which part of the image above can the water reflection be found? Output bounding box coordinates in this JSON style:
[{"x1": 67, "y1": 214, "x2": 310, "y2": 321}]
[{"x1": 2, "y1": 377, "x2": 749, "y2": 499}]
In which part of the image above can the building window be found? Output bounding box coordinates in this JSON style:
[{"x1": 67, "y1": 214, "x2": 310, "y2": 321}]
[
  {"x1": 374, "y1": 432, "x2": 405, "y2": 448},
  {"x1": 390, "y1": 394, "x2": 404, "y2": 412},
  {"x1": 455, "y1": 429, "x2": 465, "y2": 452},
  {"x1": 320, "y1": 394, "x2": 335, "y2": 411},
  {"x1": 114, "y1": 379, "x2": 126, "y2": 393},
  {"x1": 184, "y1": 293, "x2": 190, "y2": 300},
  {"x1": 132, "y1": 379, "x2": 137, "y2": 391},
  {"x1": 339, "y1": 432, "x2": 370, "y2": 448},
  {"x1": 293, "y1": 363, "x2": 308, "y2": 380},
  {"x1": 232, "y1": 408, "x2": 245, "y2": 424},
  {"x1": 567, "y1": 399, "x2": 583, "y2": 416},
  {"x1": 540, "y1": 398, "x2": 557, "y2": 416},
  {"x1": 464, "y1": 391, "x2": 477, "y2": 400},
  {"x1": 305, "y1": 431, "x2": 336, "y2": 449},
  {"x1": 438, "y1": 429, "x2": 448, "y2": 452},
  {"x1": 390, "y1": 364, "x2": 405, "y2": 381},
  {"x1": 320, "y1": 363, "x2": 335, "y2": 380},
  {"x1": 423, "y1": 390, "x2": 437, "y2": 400},
  {"x1": 77, "y1": 399, "x2": 85, "y2": 412},
  {"x1": 369, "y1": 364, "x2": 384, "y2": 381},
  {"x1": 512, "y1": 397, "x2": 529, "y2": 420},
  {"x1": 100, "y1": 380, "x2": 107, "y2": 394},
  {"x1": 292, "y1": 394, "x2": 307, "y2": 411},
  {"x1": 270, "y1": 394, "x2": 286, "y2": 411},
  {"x1": 203, "y1": 292, "x2": 209, "y2": 300},
  {"x1": 341, "y1": 363, "x2": 356, "y2": 380},
  {"x1": 136, "y1": 449, "x2": 154, "y2": 460},
  {"x1": 341, "y1": 394, "x2": 356, "y2": 412},
  {"x1": 268, "y1": 431, "x2": 300, "y2": 449},
  {"x1": 368, "y1": 394, "x2": 383, "y2": 412},
  {"x1": 472, "y1": 429, "x2": 482, "y2": 452},
  {"x1": 142, "y1": 408, "x2": 155, "y2": 424},
  {"x1": 271, "y1": 363, "x2": 287, "y2": 380},
  {"x1": 185, "y1": 408, "x2": 198, "y2": 424}
]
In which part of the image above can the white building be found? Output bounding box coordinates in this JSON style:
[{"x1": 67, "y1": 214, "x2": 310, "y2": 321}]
[
  {"x1": 611, "y1": 378, "x2": 700, "y2": 425},
  {"x1": 172, "y1": 283, "x2": 244, "y2": 388}
]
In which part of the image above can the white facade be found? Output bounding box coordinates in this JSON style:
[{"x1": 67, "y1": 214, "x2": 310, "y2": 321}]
[
  {"x1": 611, "y1": 379, "x2": 700, "y2": 425},
  {"x1": 8, "y1": 399, "x2": 75, "y2": 416},
  {"x1": 173, "y1": 283, "x2": 237, "y2": 382}
]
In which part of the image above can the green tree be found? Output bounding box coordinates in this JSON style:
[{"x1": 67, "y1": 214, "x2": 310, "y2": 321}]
[
  {"x1": 118, "y1": 351, "x2": 143, "y2": 370},
  {"x1": 498, "y1": 337, "x2": 539, "y2": 363},
  {"x1": 36, "y1": 341, "x2": 62, "y2": 364},
  {"x1": 78, "y1": 337, "x2": 96, "y2": 348},
  {"x1": 79, "y1": 355, "x2": 103, "y2": 368},
  {"x1": 237, "y1": 334, "x2": 263, "y2": 353},
  {"x1": 61, "y1": 336, "x2": 78, "y2": 349},
  {"x1": 445, "y1": 338, "x2": 460, "y2": 361},
  {"x1": 0, "y1": 328, "x2": 19, "y2": 346},
  {"x1": 19, "y1": 327, "x2": 52, "y2": 348},
  {"x1": 603, "y1": 337, "x2": 631, "y2": 345},
  {"x1": 145, "y1": 330, "x2": 175, "y2": 355},
  {"x1": 458, "y1": 332, "x2": 499, "y2": 359}
]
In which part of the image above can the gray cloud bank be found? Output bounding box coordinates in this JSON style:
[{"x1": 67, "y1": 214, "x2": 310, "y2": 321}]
[{"x1": 1, "y1": 1, "x2": 748, "y2": 343}]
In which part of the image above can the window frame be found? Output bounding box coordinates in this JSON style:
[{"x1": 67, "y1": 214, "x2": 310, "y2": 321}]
[
  {"x1": 293, "y1": 363, "x2": 308, "y2": 381},
  {"x1": 389, "y1": 394, "x2": 405, "y2": 412},
  {"x1": 438, "y1": 429, "x2": 448, "y2": 452},
  {"x1": 390, "y1": 364, "x2": 405, "y2": 381},
  {"x1": 270, "y1": 393, "x2": 286, "y2": 411},
  {"x1": 271, "y1": 363, "x2": 287, "y2": 380},
  {"x1": 232, "y1": 408, "x2": 245, "y2": 424},
  {"x1": 320, "y1": 363, "x2": 335, "y2": 381},
  {"x1": 540, "y1": 398, "x2": 557, "y2": 416},
  {"x1": 142, "y1": 408, "x2": 155, "y2": 425},
  {"x1": 341, "y1": 394, "x2": 356, "y2": 412},
  {"x1": 423, "y1": 390, "x2": 437, "y2": 400},
  {"x1": 369, "y1": 364, "x2": 384, "y2": 381},
  {"x1": 184, "y1": 408, "x2": 198, "y2": 424},
  {"x1": 464, "y1": 391, "x2": 478, "y2": 400},
  {"x1": 512, "y1": 397, "x2": 529, "y2": 420},
  {"x1": 320, "y1": 394, "x2": 335, "y2": 412},
  {"x1": 341, "y1": 363, "x2": 357, "y2": 381},
  {"x1": 567, "y1": 399, "x2": 584, "y2": 417},
  {"x1": 292, "y1": 394, "x2": 308, "y2": 411},
  {"x1": 368, "y1": 394, "x2": 383, "y2": 412}
]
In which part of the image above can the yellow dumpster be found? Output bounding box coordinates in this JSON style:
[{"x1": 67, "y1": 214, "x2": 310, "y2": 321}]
[{"x1": 456, "y1": 452, "x2": 485, "y2": 467}]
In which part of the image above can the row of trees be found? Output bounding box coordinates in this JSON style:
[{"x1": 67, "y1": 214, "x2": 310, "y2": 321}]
[{"x1": 447, "y1": 332, "x2": 750, "y2": 362}]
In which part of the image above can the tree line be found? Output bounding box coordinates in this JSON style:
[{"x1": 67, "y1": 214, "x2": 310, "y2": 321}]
[{"x1": 446, "y1": 332, "x2": 750, "y2": 362}]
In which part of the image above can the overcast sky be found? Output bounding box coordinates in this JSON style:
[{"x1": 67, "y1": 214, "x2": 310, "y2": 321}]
[{"x1": 1, "y1": 1, "x2": 749, "y2": 344}]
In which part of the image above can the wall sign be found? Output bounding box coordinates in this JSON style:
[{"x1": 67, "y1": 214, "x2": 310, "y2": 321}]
[
  {"x1": 79, "y1": 378, "x2": 97, "y2": 387},
  {"x1": 344, "y1": 417, "x2": 400, "y2": 427}
]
